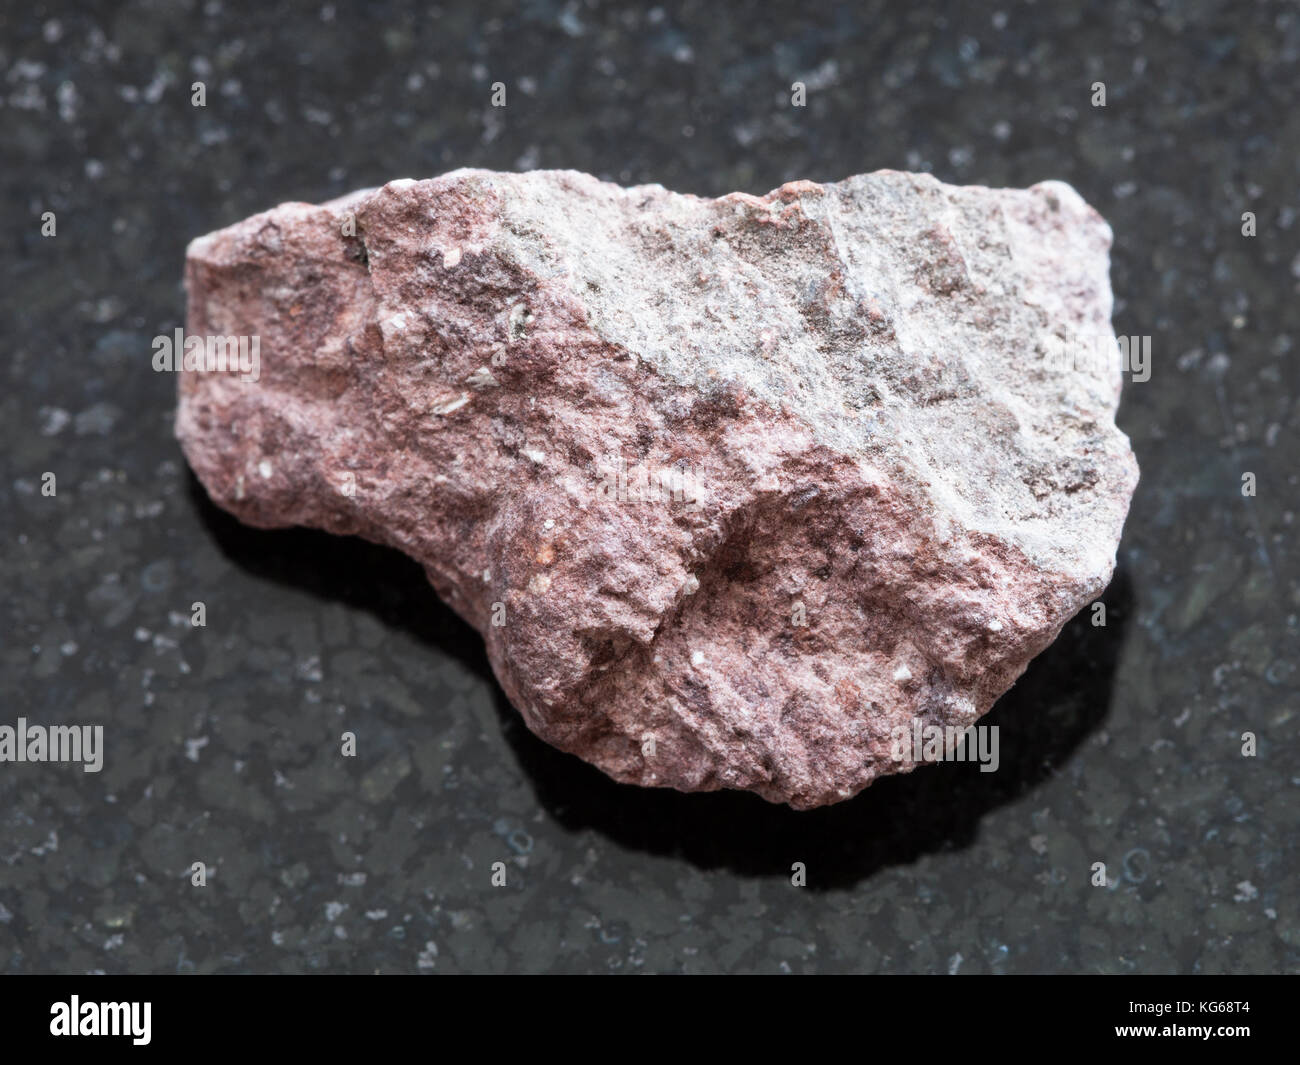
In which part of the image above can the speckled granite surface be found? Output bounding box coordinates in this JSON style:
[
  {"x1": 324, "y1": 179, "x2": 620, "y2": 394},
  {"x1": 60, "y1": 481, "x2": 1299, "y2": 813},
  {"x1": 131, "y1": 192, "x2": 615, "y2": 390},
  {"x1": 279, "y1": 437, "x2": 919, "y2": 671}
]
[{"x1": 1, "y1": 0, "x2": 1295, "y2": 974}]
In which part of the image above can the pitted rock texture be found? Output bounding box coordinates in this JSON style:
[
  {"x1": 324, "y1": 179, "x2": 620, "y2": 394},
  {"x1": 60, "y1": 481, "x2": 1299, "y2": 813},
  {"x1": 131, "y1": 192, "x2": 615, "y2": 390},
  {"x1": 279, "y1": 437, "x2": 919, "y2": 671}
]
[{"x1": 178, "y1": 168, "x2": 1138, "y2": 809}]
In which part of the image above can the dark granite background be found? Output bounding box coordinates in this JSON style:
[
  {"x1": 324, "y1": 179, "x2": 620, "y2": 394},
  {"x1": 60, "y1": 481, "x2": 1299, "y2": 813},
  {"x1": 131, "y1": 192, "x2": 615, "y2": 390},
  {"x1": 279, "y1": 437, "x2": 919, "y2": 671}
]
[{"x1": 1, "y1": 0, "x2": 1295, "y2": 974}]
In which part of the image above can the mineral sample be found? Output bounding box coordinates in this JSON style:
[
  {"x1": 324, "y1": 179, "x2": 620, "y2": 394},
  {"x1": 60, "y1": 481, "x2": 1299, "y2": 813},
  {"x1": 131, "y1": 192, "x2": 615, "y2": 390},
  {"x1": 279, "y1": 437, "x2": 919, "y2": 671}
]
[{"x1": 178, "y1": 168, "x2": 1138, "y2": 808}]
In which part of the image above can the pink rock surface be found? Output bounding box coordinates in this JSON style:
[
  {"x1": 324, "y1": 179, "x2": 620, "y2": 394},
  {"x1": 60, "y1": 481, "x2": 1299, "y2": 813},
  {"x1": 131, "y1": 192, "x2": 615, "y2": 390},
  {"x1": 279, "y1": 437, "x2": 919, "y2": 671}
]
[{"x1": 178, "y1": 168, "x2": 1138, "y2": 808}]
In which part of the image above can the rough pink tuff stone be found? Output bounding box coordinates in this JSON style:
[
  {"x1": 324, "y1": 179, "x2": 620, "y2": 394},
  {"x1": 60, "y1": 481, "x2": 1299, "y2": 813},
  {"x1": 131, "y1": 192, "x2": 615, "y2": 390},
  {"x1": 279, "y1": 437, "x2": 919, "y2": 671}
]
[{"x1": 178, "y1": 168, "x2": 1138, "y2": 809}]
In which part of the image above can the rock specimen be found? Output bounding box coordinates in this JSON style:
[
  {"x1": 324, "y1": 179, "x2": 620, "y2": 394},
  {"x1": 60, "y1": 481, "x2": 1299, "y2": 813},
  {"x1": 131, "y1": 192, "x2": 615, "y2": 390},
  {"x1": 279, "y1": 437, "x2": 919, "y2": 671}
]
[{"x1": 178, "y1": 168, "x2": 1138, "y2": 808}]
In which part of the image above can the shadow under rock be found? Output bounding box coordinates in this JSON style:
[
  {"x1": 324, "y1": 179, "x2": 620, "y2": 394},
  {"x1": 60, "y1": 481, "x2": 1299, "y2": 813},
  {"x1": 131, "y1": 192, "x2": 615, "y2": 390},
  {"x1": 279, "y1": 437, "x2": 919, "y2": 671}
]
[
  {"x1": 189, "y1": 474, "x2": 495, "y2": 685},
  {"x1": 497, "y1": 566, "x2": 1133, "y2": 890},
  {"x1": 192, "y1": 473, "x2": 1132, "y2": 889}
]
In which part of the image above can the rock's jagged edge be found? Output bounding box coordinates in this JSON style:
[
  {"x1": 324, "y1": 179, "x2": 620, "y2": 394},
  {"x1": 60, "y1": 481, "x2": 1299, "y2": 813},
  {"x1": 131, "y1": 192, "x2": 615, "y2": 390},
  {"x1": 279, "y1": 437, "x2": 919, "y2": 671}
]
[{"x1": 178, "y1": 168, "x2": 1138, "y2": 809}]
